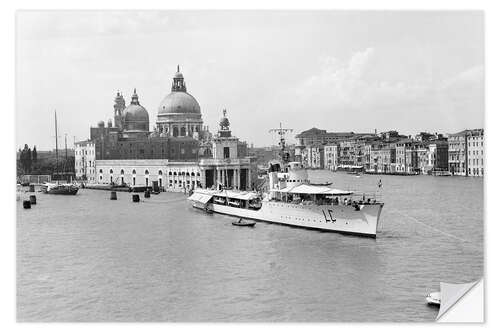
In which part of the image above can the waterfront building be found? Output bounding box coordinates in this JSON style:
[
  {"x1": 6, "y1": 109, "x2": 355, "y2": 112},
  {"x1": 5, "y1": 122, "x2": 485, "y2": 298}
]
[
  {"x1": 448, "y1": 130, "x2": 469, "y2": 176},
  {"x1": 309, "y1": 145, "x2": 324, "y2": 169},
  {"x1": 415, "y1": 145, "x2": 430, "y2": 174},
  {"x1": 370, "y1": 145, "x2": 396, "y2": 173},
  {"x1": 467, "y1": 129, "x2": 484, "y2": 177},
  {"x1": 395, "y1": 139, "x2": 414, "y2": 173},
  {"x1": 324, "y1": 144, "x2": 339, "y2": 171},
  {"x1": 74, "y1": 140, "x2": 96, "y2": 182},
  {"x1": 428, "y1": 140, "x2": 449, "y2": 173}
]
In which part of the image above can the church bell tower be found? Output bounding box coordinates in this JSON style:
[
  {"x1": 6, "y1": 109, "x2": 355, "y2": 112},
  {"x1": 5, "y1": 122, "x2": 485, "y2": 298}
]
[{"x1": 113, "y1": 91, "x2": 126, "y2": 130}]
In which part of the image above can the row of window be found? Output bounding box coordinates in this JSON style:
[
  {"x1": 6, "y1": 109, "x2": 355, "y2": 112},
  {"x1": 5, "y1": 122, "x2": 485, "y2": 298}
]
[
  {"x1": 98, "y1": 169, "x2": 201, "y2": 177},
  {"x1": 76, "y1": 149, "x2": 94, "y2": 155}
]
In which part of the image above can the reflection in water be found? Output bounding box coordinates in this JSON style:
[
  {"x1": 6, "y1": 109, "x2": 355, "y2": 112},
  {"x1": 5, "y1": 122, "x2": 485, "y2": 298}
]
[{"x1": 17, "y1": 171, "x2": 483, "y2": 321}]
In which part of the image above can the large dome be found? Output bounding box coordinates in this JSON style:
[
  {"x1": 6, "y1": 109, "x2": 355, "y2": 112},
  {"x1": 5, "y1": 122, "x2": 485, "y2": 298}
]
[{"x1": 158, "y1": 91, "x2": 201, "y2": 115}]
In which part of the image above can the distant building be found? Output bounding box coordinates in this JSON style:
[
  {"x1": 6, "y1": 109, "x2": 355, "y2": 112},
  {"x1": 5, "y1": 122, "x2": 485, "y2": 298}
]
[
  {"x1": 466, "y1": 129, "x2": 484, "y2": 177},
  {"x1": 395, "y1": 139, "x2": 414, "y2": 173},
  {"x1": 74, "y1": 140, "x2": 96, "y2": 182},
  {"x1": 324, "y1": 144, "x2": 339, "y2": 171},
  {"x1": 448, "y1": 130, "x2": 468, "y2": 175},
  {"x1": 309, "y1": 145, "x2": 324, "y2": 169},
  {"x1": 428, "y1": 141, "x2": 449, "y2": 173},
  {"x1": 370, "y1": 145, "x2": 396, "y2": 173},
  {"x1": 448, "y1": 129, "x2": 484, "y2": 177}
]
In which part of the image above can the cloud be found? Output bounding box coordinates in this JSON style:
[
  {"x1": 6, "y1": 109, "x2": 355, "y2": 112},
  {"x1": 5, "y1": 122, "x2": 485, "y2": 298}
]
[
  {"x1": 296, "y1": 48, "x2": 483, "y2": 113},
  {"x1": 17, "y1": 12, "x2": 172, "y2": 40}
]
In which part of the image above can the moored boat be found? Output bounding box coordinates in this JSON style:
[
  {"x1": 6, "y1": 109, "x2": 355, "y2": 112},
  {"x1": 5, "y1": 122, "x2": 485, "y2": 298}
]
[{"x1": 41, "y1": 182, "x2": 79, "y2": 195}]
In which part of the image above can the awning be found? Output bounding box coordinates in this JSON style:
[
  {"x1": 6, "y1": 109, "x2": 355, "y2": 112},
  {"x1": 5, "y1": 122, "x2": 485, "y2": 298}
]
[
  {"x1": 188, "y1": 192, "x2": 213, "y2": 204},
  {"x1": 277, "y1": 184, "x2": 353, "y2": 195}
]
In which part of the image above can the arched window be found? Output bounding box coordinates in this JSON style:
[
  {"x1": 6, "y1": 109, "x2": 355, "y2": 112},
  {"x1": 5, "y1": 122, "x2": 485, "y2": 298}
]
[
  {"x1": 109, "y1": 169, "x2": 113, "y2": 174},
  {"x1": 180, "y1": 127, "x2": 186, "y2": 136},
  {"x1": 99, "y1": 169, "x2": 103, "y2": 174},
  {"x1": 132, "y1": 169, "x2": 136, "y2": 175},
  {"x1": 173, "y1": 127, "x2": 179, "y2": 137},
  {"x1": 158, "y1": 170, "x2": 163, "y2": 175},
  {"x1": 168, "y1": 171, "x2": 172, "y2": 176},
  {"x1": 173, "y1": 172, "x2": 177, "y2": 176},
  {"x1": 145, "y1": 170, "x2": 149, "y2": 175},
  {"x1": 191, "y1": 172, "x2": 195, "y2": 176},
  {"x1": 120, "y1": 169, "x2": 124, "y2": 175}
]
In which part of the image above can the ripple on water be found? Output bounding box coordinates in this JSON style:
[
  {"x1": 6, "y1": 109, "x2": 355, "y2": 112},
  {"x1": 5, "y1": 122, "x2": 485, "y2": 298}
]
[{"x1": 17, "y1": 173, "x2": 483, "y2": 321}]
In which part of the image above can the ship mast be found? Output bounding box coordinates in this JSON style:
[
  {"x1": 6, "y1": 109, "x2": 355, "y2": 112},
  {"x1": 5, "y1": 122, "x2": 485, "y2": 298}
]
[
  {"x1": 54, "y1": 110, "x2": 59, "y2": 177},
  {"x1": 269, "y1": 122, "x2": 293, "y2": 163}
]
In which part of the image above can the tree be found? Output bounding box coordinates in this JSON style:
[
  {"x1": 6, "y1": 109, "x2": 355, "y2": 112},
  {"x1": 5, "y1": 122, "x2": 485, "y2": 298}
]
[{"x1": 32, "y1": 146, "x2": 37, "y2": 165}]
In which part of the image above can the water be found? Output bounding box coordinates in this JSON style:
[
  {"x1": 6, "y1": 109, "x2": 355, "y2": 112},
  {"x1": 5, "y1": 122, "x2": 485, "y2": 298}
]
[{"x1": 17, "y1": 171, "x2": 483, "y2": 322}]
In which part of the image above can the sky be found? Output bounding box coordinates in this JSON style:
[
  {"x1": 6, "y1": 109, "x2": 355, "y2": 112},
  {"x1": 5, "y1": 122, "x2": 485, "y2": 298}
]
[{"x1": 16, "y1": 11, "x2": 484, "y2": 150}]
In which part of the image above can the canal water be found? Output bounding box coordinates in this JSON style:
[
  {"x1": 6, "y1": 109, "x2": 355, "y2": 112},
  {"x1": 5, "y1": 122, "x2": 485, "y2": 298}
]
[{"x1": 17, "y1": 171, "x2": 483, "y2": 321}]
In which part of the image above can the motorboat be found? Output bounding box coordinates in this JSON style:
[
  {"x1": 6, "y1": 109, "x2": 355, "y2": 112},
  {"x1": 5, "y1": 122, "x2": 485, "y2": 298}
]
[
  {"x1": 232, "y1": 218, "x2": 256, "y2": 227},
  {"x1": 426, "y1": 291, "x2": 441, "y2": 306}
]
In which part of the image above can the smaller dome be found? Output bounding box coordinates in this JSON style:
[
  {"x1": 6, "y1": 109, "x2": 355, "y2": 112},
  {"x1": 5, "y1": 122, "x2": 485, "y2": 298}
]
[
  {"x1": 123, "y1": 89, "x2": 149, "y2": 132},
  {"x1": 124, "y1": 105, "x2": 149, "y2": 123}
]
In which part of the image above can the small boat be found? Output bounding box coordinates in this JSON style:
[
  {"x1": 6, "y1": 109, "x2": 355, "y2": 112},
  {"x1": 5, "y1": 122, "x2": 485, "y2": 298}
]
[
  {"x1": 426, "y1": 291, "x2": 441, "y2": 306},
  {"x1": 232, "y1": 218, "x2": 256, "y2": 227},
  {"x1": 41, "y1": 182, "x2": 79, "y2": 195}
]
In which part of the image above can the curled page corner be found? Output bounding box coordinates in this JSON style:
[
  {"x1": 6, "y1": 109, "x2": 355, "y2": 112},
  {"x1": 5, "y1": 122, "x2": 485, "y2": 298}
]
[{"x1": 436, "y1": 278, "x2": 484, "y2": 323}]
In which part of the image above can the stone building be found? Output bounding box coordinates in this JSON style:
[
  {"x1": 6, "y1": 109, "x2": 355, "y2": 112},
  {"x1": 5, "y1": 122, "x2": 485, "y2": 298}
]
[
  {"x1": 428, "y1": 141, "x2": 449, "y2": 173},
  {"x1": 198, "y1": 110, "x2": 254, "y2": 190},
  {"x1": 448, "y1": 130, "x2": 469, "y2": 176},
  {"x1": 466, "y1": 129, "x2": 484, "y2": 177},
  {"x1": 324, "y1": 144, "x2": 339, "y2": 171},
  {"x1": 370, "y1": 146, "x2": 396, "y2": 173},
  {"x1": 74, "y1": 140, "x2": 96, "y2": 182}
]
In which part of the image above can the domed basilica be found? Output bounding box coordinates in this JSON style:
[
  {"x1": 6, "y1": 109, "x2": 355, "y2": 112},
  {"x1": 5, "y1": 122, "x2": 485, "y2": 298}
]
[
  {"x1": 109, "y1": 66, "x2": 208, "y2": 141},
  {"x1": 90, "y1": 66, "x2": 212, "y2": 161},
  {"x1": 79, "y1": 66, "x2": 255, "y2": 192}
]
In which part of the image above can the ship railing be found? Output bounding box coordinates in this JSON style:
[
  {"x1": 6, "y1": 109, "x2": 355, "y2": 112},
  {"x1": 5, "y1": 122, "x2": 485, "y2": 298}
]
[{"x1": 347, "y1": 191, "x2": 383, "y2": 203}]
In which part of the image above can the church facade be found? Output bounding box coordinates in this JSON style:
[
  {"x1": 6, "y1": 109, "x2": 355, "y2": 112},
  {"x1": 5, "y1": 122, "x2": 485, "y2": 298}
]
[{"x1": 77, "y1": 66, "x2": 256, "y2": 191}]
